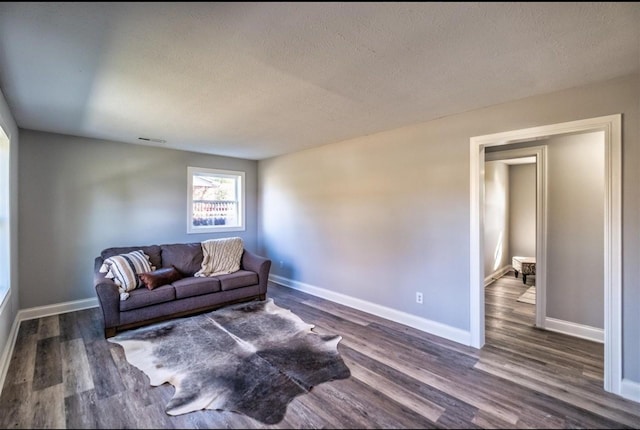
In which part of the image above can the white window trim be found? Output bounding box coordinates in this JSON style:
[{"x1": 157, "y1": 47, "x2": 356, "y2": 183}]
[
  {"x1": 187, "y1": 166, "x2": 246, "y2": 234},
  {"x1": 0, "y1": 126, "x2": 9, "y2": 307}
]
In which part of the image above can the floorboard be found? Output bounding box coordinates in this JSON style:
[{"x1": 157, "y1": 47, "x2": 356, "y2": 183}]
[{"x1": 1, "y1": 274, "x2": 638, "y2": 428}]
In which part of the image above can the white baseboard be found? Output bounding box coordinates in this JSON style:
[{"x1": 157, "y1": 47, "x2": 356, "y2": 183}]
[
  {"x1": 545, "y1": 317, "x2": 604, "y2": 343},
  {"x1": 621, "y1": 379, "x2": 640, "y2": 403},
  {"x1": 0, "y1": 311, "x2": 20, "y2": 398},
  {"x1": 17, "y1": 297, "x2": 98, "y2": 322},
  {"x1": 0, "y1": 290, "x2": 18, "y2": 398},
  {"x1": 484, "y1": 265, "x2": 512, "y2": 287},
  {"x1": 0, "y1": 296, "x2": 99, "y2": 397},
  {"x1": 269, "y1": 274, "x2": 471, "y2": 346}
]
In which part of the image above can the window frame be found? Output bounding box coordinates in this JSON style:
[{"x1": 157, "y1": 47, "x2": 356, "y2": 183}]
[
  {"x1": 0, "y1": 126, "x2": 9, "y2": 307},
  {"x1": 187, "y1": 166, "x2": 246, "y2": 234}
]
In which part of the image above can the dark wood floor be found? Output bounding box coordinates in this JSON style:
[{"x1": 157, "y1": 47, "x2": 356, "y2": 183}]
[{"x1": 1, "y1": 276, "x2": 639, "y2": 428}]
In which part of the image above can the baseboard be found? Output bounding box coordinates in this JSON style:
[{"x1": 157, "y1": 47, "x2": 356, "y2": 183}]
[
  {"x1": 0, "y1": 291, "x2": 18, "y2": 398},
  {"x1": 0, "y1": 296, "x2": 100, "y2": 396},
  {"x1": 484, "y1": 265, "x2": 512, "y2": 287},
  {"x1": 17, "y1": 297, "x2": 99, "y2": 322},
  {"x1": 0, "y1": 313, "x2": 19, "y2": 398},
  {"x1": 269, "y1": 274, "x2": 471, "y2": 346},
  {"x1": 620, "y1": 379, "x2": 640, "y2": 403},
  {"x1": 544, "y1": 317, "x2": 604, "y2": 343}
]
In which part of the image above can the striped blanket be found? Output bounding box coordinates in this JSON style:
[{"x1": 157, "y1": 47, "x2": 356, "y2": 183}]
[{"x1": 195, "y1": 237, "x2": 244, "y2": 277}]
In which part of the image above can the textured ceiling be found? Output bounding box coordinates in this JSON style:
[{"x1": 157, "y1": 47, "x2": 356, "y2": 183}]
[{"x1": 0, "y1": 2, "x2": 638, "y2": 160}]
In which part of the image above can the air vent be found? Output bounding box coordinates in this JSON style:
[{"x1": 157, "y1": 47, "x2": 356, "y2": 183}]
[{"x1": 138, "y1": 137, "x2": 166, "y2": 144}]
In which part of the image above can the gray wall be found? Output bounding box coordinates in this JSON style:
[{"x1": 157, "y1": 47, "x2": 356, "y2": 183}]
[
  {"x1": 509, "y1": 163, "x2": 536, "y2": 260},
  {"x1": 18, "y1": 130, "x2": 258, "y2": 309},
  {"x1": 258, "y1": 73, "x2": 640, "y2": 382},
  {"x1": 546, "y1": 132, "x2": 604, "y2": 328},
  {"x1": 484, "y1": 161, "x2": 509, "y2": 278},
  {"x1": 0, "y1": 87, "x2": 19, "y2": 369}
]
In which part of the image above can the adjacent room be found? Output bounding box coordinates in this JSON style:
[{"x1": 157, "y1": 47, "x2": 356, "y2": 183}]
[{"x1": 0, "y1": 3, "x2": 639, "y2": 429}]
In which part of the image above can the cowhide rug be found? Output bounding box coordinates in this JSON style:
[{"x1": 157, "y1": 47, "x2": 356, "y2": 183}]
[{"x1": 108, "y1": 298, "x2": 351, "y2": 424}]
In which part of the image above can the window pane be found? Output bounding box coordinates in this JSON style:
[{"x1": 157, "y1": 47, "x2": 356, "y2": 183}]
[{"x1": 192, "y1": 200, "x2": 238, "y2": 227}]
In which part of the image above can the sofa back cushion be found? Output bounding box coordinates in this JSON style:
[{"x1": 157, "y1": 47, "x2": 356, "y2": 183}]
[
  {"x1": 160, "y1": 243, "x2": 204, "y2": 276},
  {"x1": 102, "y1": 245, "x2": 162, "y2": 269}
]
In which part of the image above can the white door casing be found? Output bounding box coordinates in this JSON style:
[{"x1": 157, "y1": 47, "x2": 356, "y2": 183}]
[{"x1": 469, "y1": 114, "x2": 622, "y2": 394}]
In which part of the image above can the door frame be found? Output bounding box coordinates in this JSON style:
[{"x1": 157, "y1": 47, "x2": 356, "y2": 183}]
[
  {"x1": 469, "y1": 114, "x2": 621, "y2": 394},
  {"x1": 485, "y1": 146, "x2": 547, "y2": 329}
]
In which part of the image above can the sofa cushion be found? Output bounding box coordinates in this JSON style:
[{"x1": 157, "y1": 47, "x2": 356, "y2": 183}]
[
  {"x1": 161, "y1": 243, "x2": 203, "y2": 276},
  {"x1": 100, "y1": 250, "x2": 154, "y2": 294},
  {"x1": 172, "y1": 277, "x2": 222, "y2": 299},
  {"x1": 102, "y1": 245, "x2": 162, "y2": 270},
  {"x1": 120, "y1": 284, "x2": 176, "y2": 312},
  {"x1": 139, "y1": 266, "x2": 183, "y2": 290},
  {"x1": 217, "y1": 270, "x2": 259, "y2": 291}
]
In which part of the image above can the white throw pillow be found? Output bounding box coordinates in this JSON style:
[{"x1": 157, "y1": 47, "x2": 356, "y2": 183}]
[
  {"x1": 99, "y1": 250, "x2": 155, "y2": 299},
  {"x1": 195, "y1": 237, "x2": 244, "y2": 277}
]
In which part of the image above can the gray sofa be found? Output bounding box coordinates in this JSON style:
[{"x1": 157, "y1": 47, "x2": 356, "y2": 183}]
[{"x1": 94, "y1": 242, "x2": 271, "y2": 338}]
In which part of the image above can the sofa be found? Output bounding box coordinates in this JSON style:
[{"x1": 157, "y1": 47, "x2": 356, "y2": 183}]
[{"x1": 94, "y1": 242, "x2": 271, "y2": 338}]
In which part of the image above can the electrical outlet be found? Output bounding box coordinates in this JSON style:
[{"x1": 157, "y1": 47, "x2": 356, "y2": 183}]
[
  {"x1": 279, "y1": 260, "x2": 284, "y2": 268},
  {"x1": 416, "y1": 292, "x2": 423, "y2": 304}
]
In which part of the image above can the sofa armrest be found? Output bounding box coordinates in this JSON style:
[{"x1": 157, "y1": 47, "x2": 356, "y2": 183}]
[
  {"x1": 241, "y1": 250, "x2": 272, "y2": 295},
  {"x1": 94, "y1": 257, "x2": 120, "y2": 332}
]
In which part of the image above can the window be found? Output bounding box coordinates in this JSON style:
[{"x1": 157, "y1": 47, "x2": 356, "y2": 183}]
[{"x1": 187, "y1": 167, "x2": 245, "y2": 233}]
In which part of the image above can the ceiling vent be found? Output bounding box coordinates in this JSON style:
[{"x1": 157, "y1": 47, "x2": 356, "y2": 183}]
[{"x1": 138, "y1": 137, "x2": 166, "y2": 144}]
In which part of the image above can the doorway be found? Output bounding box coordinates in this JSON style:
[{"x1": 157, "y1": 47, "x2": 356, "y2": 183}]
[
  {"x1": 469, "y1": 114, "x2": 622, "y2": 395},
  {"x1": 484, "y1": 148, "x2": 544, "y2": 328}
]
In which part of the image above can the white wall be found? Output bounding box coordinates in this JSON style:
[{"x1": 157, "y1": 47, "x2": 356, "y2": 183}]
[
  {"x1": 509, "y1": 163, "x2": 536, "y2": 260},
  {"x1": 484, "y1": 161, "x2": 509, "y2": 278},
  {"x1": 258, "y1": 73, "x2": 640, "y2": 382}
]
